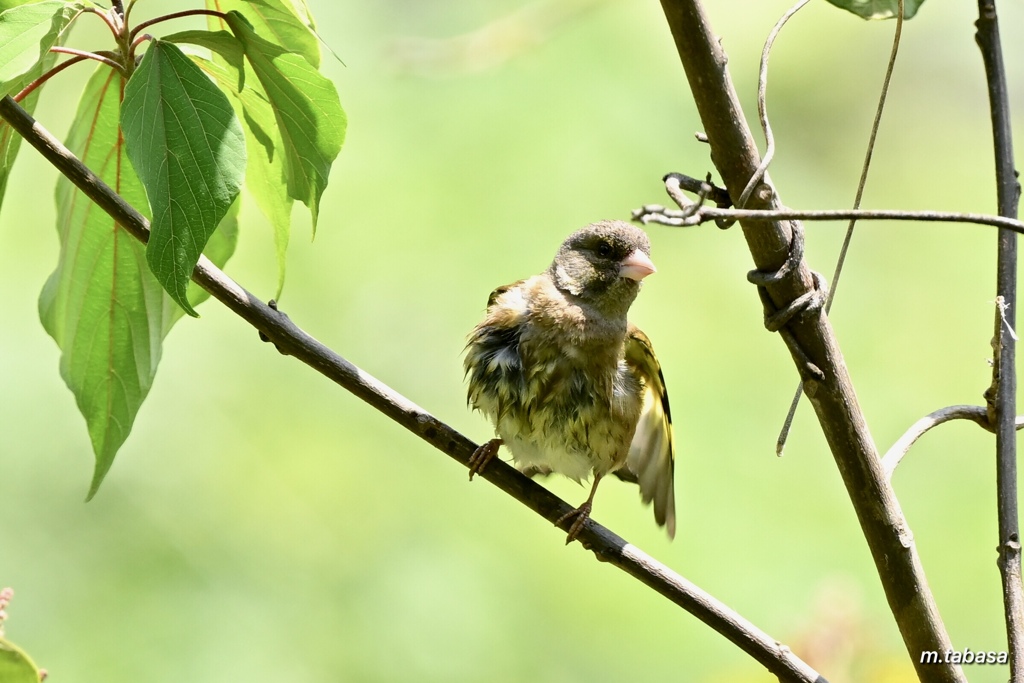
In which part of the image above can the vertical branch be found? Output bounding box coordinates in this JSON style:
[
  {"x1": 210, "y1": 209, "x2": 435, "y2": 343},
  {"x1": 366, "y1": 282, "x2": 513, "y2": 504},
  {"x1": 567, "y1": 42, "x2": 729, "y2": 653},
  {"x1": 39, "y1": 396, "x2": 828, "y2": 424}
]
[
  {"x1": 657, "y1": 1, "x2": 963, "y2": 680},
  {"x1": 976, "y1": 0, "x2": 1024, "y2": 678}
]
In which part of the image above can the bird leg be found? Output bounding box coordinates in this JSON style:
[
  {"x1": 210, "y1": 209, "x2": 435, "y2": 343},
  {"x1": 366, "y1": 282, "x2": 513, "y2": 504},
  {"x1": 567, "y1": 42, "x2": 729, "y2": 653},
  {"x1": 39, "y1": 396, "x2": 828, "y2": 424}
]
[
  {"x1": 555, "y1": 473, "x2": 604, "y2": 544},
  {"x1": 468, "y1": 438, "x2": 503, "y2": 480}
]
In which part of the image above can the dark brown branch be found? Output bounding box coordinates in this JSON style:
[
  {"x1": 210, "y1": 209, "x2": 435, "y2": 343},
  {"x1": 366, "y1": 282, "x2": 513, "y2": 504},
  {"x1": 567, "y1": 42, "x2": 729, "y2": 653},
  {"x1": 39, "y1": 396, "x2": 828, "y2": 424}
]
[
  {"x1": 882, "y1": 405, "x2": 1024, "y2": 479},
  {"x1": 657, "y1": 2, "x2": 961, "y2": 680},
  {"x1": 0, "y1": 95, "x2": 827, "y2": 683},
  {"x1": 976, "y1": 0, "x2": 1024, "y2": 678}
]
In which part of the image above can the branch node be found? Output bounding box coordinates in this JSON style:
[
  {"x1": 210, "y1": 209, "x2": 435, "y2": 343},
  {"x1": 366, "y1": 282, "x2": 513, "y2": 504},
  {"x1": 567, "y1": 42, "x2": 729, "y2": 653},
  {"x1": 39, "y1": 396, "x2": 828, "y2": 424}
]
[
  {"x1": 259, "y1": 299, "x2": 291, "y2": 355},
  {"x1": 802, "y1": 376, "x2": 821, "y2": 398}
]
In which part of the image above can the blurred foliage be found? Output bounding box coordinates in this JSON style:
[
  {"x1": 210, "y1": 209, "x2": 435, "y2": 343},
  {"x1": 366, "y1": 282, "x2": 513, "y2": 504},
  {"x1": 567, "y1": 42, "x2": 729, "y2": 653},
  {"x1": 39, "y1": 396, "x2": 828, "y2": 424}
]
[{"x1": 1, "y1": 0, "x2": 1022, "y2": 682}]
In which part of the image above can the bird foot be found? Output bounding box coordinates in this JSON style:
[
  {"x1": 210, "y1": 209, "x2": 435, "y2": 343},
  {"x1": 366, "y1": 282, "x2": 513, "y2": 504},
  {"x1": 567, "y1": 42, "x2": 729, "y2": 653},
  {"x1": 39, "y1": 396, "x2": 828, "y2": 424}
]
[
  {"x1": 468, "y1": 438, "x2": 503, "y2": 480},
  {"x1": 555, "y1": 500, "x2": 593, "y2": 544}
]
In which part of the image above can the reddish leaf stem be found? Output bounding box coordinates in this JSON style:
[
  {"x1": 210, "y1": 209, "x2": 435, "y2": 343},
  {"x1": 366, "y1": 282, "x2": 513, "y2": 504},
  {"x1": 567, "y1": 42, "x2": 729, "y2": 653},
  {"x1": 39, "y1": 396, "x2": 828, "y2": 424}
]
[{"x1": 129, "y1": 9, "x2": 230, "y2": 42}]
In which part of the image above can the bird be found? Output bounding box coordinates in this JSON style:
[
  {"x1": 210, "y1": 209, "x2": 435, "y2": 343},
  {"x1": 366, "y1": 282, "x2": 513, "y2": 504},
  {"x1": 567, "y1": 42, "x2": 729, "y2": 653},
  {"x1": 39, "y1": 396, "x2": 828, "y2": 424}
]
[{"x1": 463, "y1": 220, "x2": 676, "y2": 543}]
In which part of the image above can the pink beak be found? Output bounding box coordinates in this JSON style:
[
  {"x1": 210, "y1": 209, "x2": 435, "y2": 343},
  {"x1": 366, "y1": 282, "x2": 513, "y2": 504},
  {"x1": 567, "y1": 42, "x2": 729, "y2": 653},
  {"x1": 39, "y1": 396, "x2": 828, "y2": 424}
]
[{"x1": 619, "y1": 249, "x2": 657, "y2": 281}]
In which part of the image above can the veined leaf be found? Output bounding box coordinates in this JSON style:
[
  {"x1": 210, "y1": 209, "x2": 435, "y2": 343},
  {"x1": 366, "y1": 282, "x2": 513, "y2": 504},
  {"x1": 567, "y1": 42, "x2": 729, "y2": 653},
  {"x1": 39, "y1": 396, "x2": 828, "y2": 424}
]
[
  {"x1": 824, "y1": 0, "x2": 923, "y2": 19},
  {"x1": 192, "y1": 26, "x2": 291, "y2": 299},
  {"x1": 0, "y1": 0, "x2": 81, "y2": 95},
  {"x1": 245, "y1": 108, "x2": 291, "y2": 297},
  {"x1": 40, "y1": 66, "x2": 167, "y2": 499},
  {"x1": 287, "y1": 0, "x2": 315, "y2": 30},
  {"x1": 207, "y1": 0, "x2": 320, "y2": 67},
  {"x1": 224, "y1": 10, "x2": 344, "y2": 232},
  {"x1": 121, "y1": 40, "x2": 246, "y2": 315},
  {"x1": 41, "y1": 65, "x2": 242, "y2": 499},
  {"x1": 192, "y1": 51, "x2": 293, "y2": 297},
  {"x1": 0, "y1": 635, "x2": 41, "y2": 683},
  {"x1": 163, "y1": 195, "x2": 240, "y2": 329},
  {"x1": 203, "y1": 1, "x2": 342, "y2": 290},
  {"x1": 163, "y1": 29, "x2": 246, "y2": 85},
  {"x1": 166, "y1": 31, "x2": 289, "y2": 296}
]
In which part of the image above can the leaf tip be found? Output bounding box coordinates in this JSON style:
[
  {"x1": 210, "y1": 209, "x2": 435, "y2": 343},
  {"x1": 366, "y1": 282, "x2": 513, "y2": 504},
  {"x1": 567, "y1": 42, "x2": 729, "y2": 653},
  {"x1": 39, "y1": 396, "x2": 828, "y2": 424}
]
[{"x1": 85, "y1": 469, "x2": 106, "y2": 502}]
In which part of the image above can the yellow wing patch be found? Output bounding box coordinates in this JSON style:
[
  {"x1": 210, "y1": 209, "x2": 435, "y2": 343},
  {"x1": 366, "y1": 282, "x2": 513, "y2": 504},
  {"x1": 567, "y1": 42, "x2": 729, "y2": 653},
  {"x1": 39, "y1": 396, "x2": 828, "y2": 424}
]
[{"x1": 623, "y1": 325, "x2": 676, "y2": 539}]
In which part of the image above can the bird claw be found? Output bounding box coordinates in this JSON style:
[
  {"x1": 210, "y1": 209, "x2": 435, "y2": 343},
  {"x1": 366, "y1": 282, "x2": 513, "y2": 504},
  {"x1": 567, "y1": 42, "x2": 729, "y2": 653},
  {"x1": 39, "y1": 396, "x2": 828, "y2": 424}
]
[
  {"x1": 555, "y1": 501, "x2": 593, "y2": 544},
  {"x1": 468, "y1": 438, "x2": 502, "y2": 480}
]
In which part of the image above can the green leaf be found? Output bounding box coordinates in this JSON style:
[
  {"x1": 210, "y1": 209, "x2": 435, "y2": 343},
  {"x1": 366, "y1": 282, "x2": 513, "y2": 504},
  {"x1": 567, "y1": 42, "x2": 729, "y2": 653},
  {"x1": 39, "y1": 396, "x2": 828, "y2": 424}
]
[
  {"x1": 208, "y1": 0, "x2": 320, "y2": 67},
  {"x1": 0, "y1": 40, "x2": 58, "y2": 215},
  {"x1": 192, "y1": 52, "x2": 293, "y2": 297},
  {"x1": 246, "y1": 111, "x2": 292, "y2": 297},
  {"x1": 40, "y1": 66, "x2": 168, "y2": 500},
  {"x1": 163, "y1": 195, "x2": 240, "y2": 329},
  {"x1": 224, "y1": 10, "x2": 344, "y2": 233},
  {"x1": 121, "y1": 40, "x2": 246, "y2": 316},
  {"x1": 163, "y1": 29, "x2": 246, "y2": 85},
  {"x1": 0, "y1": 635, "x2": 41, "y2": 683},
  {"x1": 41, "y1": 64, "x2": 242, "y2": 499},
  {"x1": 0, "y1": 0, "x2": 81, "y2": 96},
  {"x1": 823, "y1": 0, "x2": 923, "y2": 20},
  {"x1": 166, "y1": 30, "x2": 287, "y2": 296}
]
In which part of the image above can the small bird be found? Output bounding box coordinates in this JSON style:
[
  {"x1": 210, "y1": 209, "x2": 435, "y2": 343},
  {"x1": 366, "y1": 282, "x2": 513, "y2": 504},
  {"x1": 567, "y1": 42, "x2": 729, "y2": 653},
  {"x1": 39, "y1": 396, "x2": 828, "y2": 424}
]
[{"x1": 464, "y1": 220, "x2": 676, "y2": 543}]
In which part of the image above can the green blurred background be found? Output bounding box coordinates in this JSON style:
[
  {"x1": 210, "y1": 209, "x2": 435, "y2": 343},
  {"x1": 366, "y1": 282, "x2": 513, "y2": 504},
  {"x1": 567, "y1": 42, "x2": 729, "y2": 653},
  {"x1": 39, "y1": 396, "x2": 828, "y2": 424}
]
[{"x1": 2, "y1": 0, "x2": 1023, "y2": 681}]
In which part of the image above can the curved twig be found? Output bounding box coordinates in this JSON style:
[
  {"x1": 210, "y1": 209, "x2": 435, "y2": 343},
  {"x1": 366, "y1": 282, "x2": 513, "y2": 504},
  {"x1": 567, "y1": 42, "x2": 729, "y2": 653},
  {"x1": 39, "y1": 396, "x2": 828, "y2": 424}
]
[
  {"x1": 14, "y1": 55, "x2": 92, "y2": 102},
  {"x1": 48, "y1": 47, "x2": 125, "y2": 74},
  {"x1": 0, "y1": 96, "x2": 827, "y2": 683},
  {"x1": 882, "y1": 405, "x2": 1024, "y2": 479},
  {"x1": 128, "y1": 9, "x2": 230, "y2": 41},
  {"x1": 732, "y1": 0, "x2": 809, "y2": 214},
  {"x1": 83, "y1": 6, "x2": 119, "y2": 37}
]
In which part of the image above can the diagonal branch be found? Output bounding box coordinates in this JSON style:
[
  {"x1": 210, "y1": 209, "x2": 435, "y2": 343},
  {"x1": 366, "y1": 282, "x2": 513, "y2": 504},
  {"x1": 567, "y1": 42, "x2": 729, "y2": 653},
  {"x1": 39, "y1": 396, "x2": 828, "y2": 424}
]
[
  {"x1": 0, "y1": 96, "x2": 827, "y2": 683},
  {"x1": 657, "y1": 1, "x2": 961, "y2": 680},
  {"x1": 976, "y1": 0, "x2": 1024, "y2": 678}
]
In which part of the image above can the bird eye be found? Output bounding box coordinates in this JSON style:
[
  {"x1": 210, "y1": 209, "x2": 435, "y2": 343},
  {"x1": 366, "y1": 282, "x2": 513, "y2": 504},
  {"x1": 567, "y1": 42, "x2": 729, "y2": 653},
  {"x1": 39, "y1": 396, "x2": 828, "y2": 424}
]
[{"x1": 596, "y1": 241, "x2": 613, "y2": 257}]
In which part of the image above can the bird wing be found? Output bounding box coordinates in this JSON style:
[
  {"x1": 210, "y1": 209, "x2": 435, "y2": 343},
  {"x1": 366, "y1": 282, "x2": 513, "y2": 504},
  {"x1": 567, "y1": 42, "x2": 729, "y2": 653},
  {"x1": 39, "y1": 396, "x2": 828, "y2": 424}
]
[
  {"x1": 464, "y1": 279, "x2": 530, "y2": 414},
  {"x1": 623, "y1": 324, "x2": 677, "y2": 539}
]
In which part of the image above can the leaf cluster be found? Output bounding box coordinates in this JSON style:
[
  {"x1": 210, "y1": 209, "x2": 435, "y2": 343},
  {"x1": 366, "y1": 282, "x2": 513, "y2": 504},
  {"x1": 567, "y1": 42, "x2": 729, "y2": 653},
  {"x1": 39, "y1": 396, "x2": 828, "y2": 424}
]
[{"x1": 0, "y1": 0, "x2": 345, "y2": 496}]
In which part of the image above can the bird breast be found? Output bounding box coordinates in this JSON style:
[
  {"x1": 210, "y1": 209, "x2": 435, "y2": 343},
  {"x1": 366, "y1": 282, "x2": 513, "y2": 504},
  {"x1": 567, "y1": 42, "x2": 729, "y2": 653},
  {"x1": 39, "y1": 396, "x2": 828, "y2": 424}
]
[{"x1": 466, "y1": 278, "x2": 644, "y2": 480}]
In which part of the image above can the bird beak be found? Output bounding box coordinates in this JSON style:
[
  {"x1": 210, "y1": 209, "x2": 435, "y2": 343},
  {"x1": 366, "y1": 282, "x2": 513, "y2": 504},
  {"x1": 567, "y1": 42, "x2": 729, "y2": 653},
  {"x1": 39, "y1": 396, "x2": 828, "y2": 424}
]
[{"x1": 619, "y1": 249, "x2": 657, "y2": 281}]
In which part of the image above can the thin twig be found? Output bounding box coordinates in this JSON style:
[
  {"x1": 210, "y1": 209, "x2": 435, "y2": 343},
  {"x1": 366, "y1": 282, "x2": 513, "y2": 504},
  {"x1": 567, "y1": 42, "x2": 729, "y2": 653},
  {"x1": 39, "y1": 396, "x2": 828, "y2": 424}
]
[
  {"x1": 0, "y1": 95, "x2": 827, "y2": 683},
  {"x1": 882, "y1": 405, "x2": 1024, "y2": 479},
  {"x1": 14, "y1": 55, "x2": 92, "y2": 103},
  {"x1": 732, "y1": 0, "x2": 809, "y2": 215},
  {"x1": 633, "y1": 203, "x2": 1024, "y2": 234},
  {"x1": 83, "y1": 6, "x2": 119, "y2": 36},
  {"x1": 976, "y1": 0, "x2": 1024, "y2": 678},
  {"x1": 48, "y1": 47, "x2": 125, "y2": 74},
  {"x1": 129, "y1": 9, "x2": 229, "y2": 41},
  {"x1": 777, "y1": 0, "x2": 905, "y2": 457},
  {"x1": 657, "y1": 1, "x2": 961, "y2": 679}
]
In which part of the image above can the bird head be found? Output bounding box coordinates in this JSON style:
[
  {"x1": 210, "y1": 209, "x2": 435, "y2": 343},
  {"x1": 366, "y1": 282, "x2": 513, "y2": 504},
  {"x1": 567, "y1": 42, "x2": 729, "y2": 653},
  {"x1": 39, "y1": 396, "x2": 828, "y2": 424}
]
[{"x1": 549, "y1": 220, "x2": 656, "y2": 318}]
